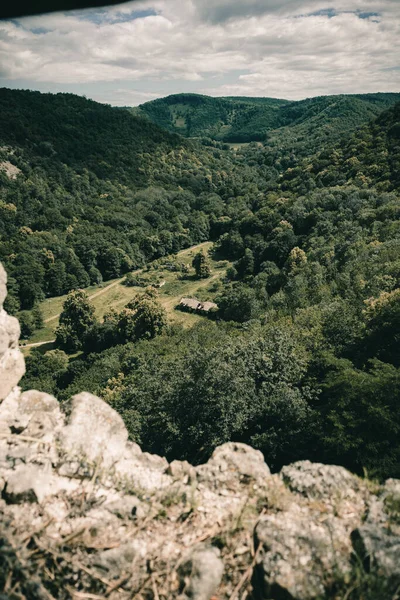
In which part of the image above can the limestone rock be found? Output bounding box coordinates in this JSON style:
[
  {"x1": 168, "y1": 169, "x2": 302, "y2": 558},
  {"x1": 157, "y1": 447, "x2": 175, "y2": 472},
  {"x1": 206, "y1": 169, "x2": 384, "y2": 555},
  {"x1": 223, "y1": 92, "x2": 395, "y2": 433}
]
[
  {"x1": 177, "y1": 545, "x2": 224, "y2": 600},
  {"x1": 167, "y1": 459, "x2": 196, "y2": 482},
  {"x1": 254, "y1": 508, "x2": 352, "y2": 600},
  {"x1": 57, "y1": 391, "x2": 128, "y2": 467},
  {"x1": 0, "y1": 263, "x2": 25, "y2": 401},
  {"x1": 104, "y1": 495, "x2": 146, "y2": 520},
  {"x1": 351, "y1": 524, "x2": 400, "y2": 581},
  {"x1": 196, "y1": 442, "x2": 270, "y2": 490},
  {"x1": 113, "y1": 445, "x2": 171, "y2": 492},
  {"x1": 0, "y1": 314, "x2": 25, "y2": 401},
  {"x1": 3, "y1": 464, "x2": 54, "y2": 503},
  {"x1": 0, "y1": 262, "x2": 6, "y2": 306},
  {"x1": 383, "y1": 478, "x2": 400, "y2": 515},
  {"x1": 95, "y1": 541, "x2": 143, "y2": 577},
  {"x1": 0, "y1": 389, "x2": 63, "y2": 437},
  {"x1": 281, "y1": 460, "x2": 363, "y2": 501}
]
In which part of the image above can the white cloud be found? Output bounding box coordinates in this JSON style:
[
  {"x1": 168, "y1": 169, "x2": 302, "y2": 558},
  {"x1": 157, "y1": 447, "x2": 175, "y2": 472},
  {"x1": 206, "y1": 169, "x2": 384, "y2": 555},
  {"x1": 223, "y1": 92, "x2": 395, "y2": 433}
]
[{"x1": 0, "y1": 0, "x2": 399, "y2": 103}]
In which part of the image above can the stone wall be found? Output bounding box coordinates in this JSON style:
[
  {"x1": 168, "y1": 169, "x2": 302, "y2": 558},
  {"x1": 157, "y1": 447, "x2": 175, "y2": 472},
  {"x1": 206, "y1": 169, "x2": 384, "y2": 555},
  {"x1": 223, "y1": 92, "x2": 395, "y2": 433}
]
[{"x1": 0, "y1": 262, "x2": 399, "y2": 599}]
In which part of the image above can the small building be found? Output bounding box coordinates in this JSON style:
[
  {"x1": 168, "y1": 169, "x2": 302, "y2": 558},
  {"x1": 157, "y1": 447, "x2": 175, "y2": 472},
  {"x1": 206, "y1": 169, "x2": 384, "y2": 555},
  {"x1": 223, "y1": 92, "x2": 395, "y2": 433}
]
[{"x1": 179, "y1": 297, "x2": 218, "y2": 315}]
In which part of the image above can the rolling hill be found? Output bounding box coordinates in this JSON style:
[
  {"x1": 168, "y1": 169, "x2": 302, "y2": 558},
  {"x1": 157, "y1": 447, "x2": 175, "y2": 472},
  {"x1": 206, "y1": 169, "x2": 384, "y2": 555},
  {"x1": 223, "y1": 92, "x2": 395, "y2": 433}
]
[
  {"x1": 136, "y1": 92, "x2": 400, "y2": 144},
  {"x1": 134, "y1": 93, "x2": 289, "y2": 141}
]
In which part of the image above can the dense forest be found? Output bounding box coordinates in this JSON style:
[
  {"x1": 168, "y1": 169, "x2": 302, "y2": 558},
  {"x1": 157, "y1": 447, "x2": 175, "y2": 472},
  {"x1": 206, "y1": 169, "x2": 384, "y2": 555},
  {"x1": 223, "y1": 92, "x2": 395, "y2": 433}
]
[
  {"x1": 0, "y1": 88, "x2": 257, "y2": 311},
  {"x1": 1, "y1": 87, "x2": 400, "y2": 481},
  {"x1": 136, "y1": 92, "x2": 400, "y2": 143}
]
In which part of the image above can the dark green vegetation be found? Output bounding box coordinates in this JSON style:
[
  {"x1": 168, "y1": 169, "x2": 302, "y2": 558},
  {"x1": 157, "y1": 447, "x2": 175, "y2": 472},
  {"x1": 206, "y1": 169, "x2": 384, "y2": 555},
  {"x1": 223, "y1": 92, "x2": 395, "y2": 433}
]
[
  {"x1": 137, "y1": 92, "x2": 400, "y2": 144},
  {"x1": 134, "y1": 94, "x2": 288, "y2": 142},
  {"x1": 0, "y1": 88, "x2": 256, "y2": 316},
  {"x1": 2, "y1": 87, "x2": 400, "y2": 480}
]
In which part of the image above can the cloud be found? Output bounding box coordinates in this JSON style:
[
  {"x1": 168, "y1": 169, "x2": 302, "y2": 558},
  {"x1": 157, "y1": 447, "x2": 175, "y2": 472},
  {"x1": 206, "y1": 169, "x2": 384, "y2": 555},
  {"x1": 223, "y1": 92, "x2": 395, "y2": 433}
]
[
  {"x1": 192, "y1": 0, "x2": 398, "y2": 22},
  {"x1": 0, "y1": 0, "x2": 399, "y2": 104}
]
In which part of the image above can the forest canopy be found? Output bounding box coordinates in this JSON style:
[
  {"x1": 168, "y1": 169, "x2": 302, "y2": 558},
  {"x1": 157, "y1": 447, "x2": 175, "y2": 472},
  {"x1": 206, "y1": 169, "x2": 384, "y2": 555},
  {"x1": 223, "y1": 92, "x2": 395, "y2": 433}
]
[{"x1": 2, "y1": 87, "x2": 400, "y2": 480}]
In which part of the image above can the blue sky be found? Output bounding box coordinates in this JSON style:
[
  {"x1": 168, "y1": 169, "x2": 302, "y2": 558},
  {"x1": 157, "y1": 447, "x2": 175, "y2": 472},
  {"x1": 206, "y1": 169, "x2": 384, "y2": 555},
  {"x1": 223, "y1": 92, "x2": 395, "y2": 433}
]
[{"x1": 0, "y1": 0, "x2": 399, "y2": 105}]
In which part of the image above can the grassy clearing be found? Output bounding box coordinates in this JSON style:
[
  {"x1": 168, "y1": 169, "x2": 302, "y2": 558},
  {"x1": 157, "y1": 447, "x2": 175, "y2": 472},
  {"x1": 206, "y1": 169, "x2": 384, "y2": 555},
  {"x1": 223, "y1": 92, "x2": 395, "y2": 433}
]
[{"x1": 23, "y1": 242, "x2": 230, "y2": 347}]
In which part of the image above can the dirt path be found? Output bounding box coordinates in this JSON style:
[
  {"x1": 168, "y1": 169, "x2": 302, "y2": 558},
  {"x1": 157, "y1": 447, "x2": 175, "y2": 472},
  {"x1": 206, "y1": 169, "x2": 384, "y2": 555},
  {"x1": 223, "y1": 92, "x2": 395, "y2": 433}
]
[
  {"x1": 43, "y1": 242, "x2": 210, "y2": 325},
  {"x1": 44, "y1": 276, "x2": 131, "y2": 324},
  {"x1": 22, "y1": 339, "x2": 56, "y2": 349},
  {"x1": 22, "y1": 242, "x2": 212, "y2": 348}
]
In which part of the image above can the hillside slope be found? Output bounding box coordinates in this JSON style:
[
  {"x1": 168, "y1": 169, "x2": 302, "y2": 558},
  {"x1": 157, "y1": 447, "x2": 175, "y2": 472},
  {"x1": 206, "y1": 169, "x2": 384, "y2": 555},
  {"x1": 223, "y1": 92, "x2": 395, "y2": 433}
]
[
  {"x1": 0, "y1": 88, "x2": 252, "y2": 310},
  {"x1": 134, "y1": 93, "x2": 289, "y2": 142},
  {"x1": 278, "y1": 100, "x2": 400, "y2": 192},
  {"x1": 0, "y1": 88, "x2": 215, "y2": 188},
  {"x1": 137, "y1": 92, "x2": 400, "y2": 143}
]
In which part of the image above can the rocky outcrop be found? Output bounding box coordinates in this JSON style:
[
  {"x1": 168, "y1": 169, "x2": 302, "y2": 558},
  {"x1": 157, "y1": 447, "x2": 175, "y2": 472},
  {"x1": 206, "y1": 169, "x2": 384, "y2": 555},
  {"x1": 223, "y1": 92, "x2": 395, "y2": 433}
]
[
  {"x1": 0, "y1": 263, "x2": 25, "y2": 401},
  {"x1": 0, "y1": 263, "x2": 400, "y2": 600}
]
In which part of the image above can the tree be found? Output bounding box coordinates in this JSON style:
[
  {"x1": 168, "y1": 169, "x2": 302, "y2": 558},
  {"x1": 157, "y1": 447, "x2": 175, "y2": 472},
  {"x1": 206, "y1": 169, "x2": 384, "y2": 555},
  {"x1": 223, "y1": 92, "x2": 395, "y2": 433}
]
[
  {"x1": 22, "y1": 348, "x2": 68, "y2": 395},
  {"x1": 116, "y1": 327, "x2": 314, "y2": 467},
  {"x1": 32, "y1": 305, "x2": 44, "y2": 329},
  {"x1": 363, "y1": 289, "x2": 400, "y2": 366},
  {"x1": 19, "y1": 311, "x2": 35, "y2": 339},
  {"x1": 124, "y1": 272, "x2": 138, "y2": 287},
  {"x1": 234, "y1": 248, "x2": 254, "y2": 279},
  {"x1": 119, "y1": 290, "x2": 167, "y2": 342},
  {"x1": 192, "y1": 250, "x2": 211, "y2": 279},
  {"x1": 83, "y1": 321, "x2": 119, "y2": 354},
  {"x1": 217, "y1": 283, "x2": 260, "y2": 322},
  {"x1": 316, "y1": 353, "x2": 400, "y2": 478},
  {"x1": 287, "y1": 247, "x2": 307, "y2": 275},
  {"x1": 55, "y1": 290, "x2": 96, "y2": 353}
]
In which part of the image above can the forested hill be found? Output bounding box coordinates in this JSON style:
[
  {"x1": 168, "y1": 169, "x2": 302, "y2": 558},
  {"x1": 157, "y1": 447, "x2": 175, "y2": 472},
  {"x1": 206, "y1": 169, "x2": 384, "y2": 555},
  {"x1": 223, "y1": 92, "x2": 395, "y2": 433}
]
[
  {"x1": 134, "y1": 93, "x2": 288, "y2": 142},
  {"x1": 0, "y1": 88, "x2": 255, "y2": 311},
  {"x1": 276, "y1": 100, "x2": 400, "y2": 193},
  {"x1": 3, "y1": 87, "x2": 400, "y2": 483},
  {"x1": 137, "y1": 92, "x2": 400, "y2": 143},
  {"x1": 0, "y1": 88, "x2": 194, "y2": 187}
]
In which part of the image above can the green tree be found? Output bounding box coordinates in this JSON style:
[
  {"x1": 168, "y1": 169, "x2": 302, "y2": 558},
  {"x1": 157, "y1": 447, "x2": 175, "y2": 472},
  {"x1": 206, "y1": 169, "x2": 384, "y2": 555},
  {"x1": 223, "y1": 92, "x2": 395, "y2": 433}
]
[
  {"x1": 55, "y1": 290, "x2": 96, "y2": 353},
  {"x1": 235, "y1": 248, "x2": 255, "y2": 279},
  {"x1": 317, "y1": 353, "x2": 400, "y2": 478},
  {"x1": 19, "y1": 311, "x2": 36, "y2": 339},
  {"x1": 116, "y1": 327, "x2": 314, "y2": 467},
  {"x1": 217, "y1": 283, "x2": 260, "y2": 322},
  {"x1": 32, "y1": 305, "x2": 44, "y2": 329},
  {"x1": 119, "y1": 290, "x2": 167, "y2": 342},
  {"x1": 21, "y1": 348, "x2": 69, "y2": 395},
  {"x1": 363, "y1": 289, "x2": 400, "y2": 366},
  {"x1": 192, "y1": 250, "x2": 211, "y2": 279}
]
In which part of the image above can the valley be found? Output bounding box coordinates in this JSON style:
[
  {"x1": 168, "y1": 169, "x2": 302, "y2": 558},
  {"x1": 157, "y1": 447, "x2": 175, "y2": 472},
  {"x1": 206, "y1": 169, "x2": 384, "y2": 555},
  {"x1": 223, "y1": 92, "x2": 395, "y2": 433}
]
[
  {"x1": 0, "y1": 86, "x2": 399, "y2": 484},
  {"x1": 2, "y1": 1, "x2": 400, "y2": 596}
]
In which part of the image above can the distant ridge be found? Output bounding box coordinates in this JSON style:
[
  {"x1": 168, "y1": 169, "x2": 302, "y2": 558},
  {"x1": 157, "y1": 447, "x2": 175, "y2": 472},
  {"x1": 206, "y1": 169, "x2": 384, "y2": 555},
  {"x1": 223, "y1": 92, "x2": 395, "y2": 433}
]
[{"x1": 136, "y1": 92, "x2": 400, "y2": 143}]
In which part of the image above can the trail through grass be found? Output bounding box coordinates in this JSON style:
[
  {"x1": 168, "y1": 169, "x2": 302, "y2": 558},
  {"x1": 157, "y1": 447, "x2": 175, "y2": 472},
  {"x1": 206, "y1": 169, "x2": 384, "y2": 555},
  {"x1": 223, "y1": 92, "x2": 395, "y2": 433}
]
[{"x1": 22, "y1": 242, "x2": 230, "y2": 349}]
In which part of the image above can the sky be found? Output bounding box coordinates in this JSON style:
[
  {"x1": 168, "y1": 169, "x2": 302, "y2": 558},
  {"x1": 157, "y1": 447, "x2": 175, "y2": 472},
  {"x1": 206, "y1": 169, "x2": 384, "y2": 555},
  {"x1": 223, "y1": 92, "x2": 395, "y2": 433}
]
[{"x1": 0, "y1": 0, "x2": 399, "y2": 106}]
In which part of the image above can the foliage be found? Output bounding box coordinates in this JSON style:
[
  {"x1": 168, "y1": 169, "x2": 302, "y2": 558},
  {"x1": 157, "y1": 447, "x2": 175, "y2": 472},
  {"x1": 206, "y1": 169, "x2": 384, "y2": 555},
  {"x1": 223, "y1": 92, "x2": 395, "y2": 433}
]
[
  {"x1": 315, "y1": 353, "x2": 400, "y2": 478},
  {"x1": 55, "y1": 290, "x2": 96, "y2": 352},
  {"x1": 120, "y1": 289, "x2": 167, "y2": 342},
  {"x1": 138, "y1": 92, "x2": 400, "y2": 144},
  {"x1": 192, "y1": 250, "x2": 211, "y2": 279},
  {"x1": 0, "y1": 88, "x2": 258, "y2": 309},
  {"x1": 15, "y1": 89, "x2": 400, "y2": 481},
  {"x1": 217, "y1": 284, "x2": 261, "y2": 322},
  {"x1": 136, "y1": 93, "x2": 288, "y2": 142}
]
